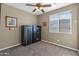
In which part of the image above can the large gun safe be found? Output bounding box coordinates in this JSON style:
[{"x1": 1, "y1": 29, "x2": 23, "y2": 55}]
[{"x1": 21, "y1": 25, "x2": 41, "y2": 46}]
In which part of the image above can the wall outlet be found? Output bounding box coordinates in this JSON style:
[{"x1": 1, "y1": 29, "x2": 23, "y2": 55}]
[
  {"x1": 57, "y1": 40, "x2": 60, "y2": 42},
  {"x1": 75, "y1": 20, "x2": 77, "y2": 23}
]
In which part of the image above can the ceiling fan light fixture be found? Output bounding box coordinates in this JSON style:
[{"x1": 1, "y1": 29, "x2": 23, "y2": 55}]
[
  {"x1": 37, "y1": 8, "x2": 40, "y2": 11},
  {"x1": 39, "y1": 7, "x2": 43, "y2": 10},
  {"x1": 35, "y1": 7, "x2": 38, "y2": 9},
  {"x1": 35, "y1": 7, "x2": 43, "y2": 10},
  {"x1": 26, "y1": 3, "x2": 51, "y2": 13}
]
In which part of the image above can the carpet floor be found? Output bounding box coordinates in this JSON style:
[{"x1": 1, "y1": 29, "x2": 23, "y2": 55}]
[{"x1": 0, "y1": 41, "x2": 78, "y2": 56}]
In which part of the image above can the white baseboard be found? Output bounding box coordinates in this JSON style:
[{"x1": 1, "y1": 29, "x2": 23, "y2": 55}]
[
  {"x1": 42, "y1": 40, "x2": 79, "y2": 52},
  {"x1": 0, "y1": 44, "x2": 21, "y2": 51}
]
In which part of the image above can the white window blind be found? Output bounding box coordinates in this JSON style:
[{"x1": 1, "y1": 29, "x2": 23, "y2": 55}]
[{"x1": 49, "y1": 10, "x2": 72, "y2": 34}]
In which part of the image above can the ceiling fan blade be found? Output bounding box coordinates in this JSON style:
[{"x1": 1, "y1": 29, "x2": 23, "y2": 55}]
[
  {"x1": 32, "y1": 9, "x2": 37, "y2": 12},
  {"x1": 41, "y1": 9, "x2": 45, "y2": 12},
  {"x1": 26, "y1": 4, "x2": 36, "y2": 6},
  {"x1": 41, "y1": 4, "x2": 51, "y2": 7}
]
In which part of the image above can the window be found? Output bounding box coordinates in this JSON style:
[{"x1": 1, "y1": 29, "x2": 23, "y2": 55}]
[{"x1": 49, "y1": 10, "x2": 72, "y2": 34}]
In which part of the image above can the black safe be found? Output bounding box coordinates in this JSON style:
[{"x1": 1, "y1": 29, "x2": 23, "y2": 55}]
[{"x1": 21, "y1": 25, "x2": 41, "y2": 46}]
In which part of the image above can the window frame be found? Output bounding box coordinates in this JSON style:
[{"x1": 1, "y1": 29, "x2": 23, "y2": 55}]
[{"x1": 49, "y1": 10, "x2": 72, "y2": 34}]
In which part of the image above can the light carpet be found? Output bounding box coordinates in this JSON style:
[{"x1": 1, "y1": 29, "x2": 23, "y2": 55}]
[{"x1": 0, "y1": 41, "x2": 78, "y2": 56}]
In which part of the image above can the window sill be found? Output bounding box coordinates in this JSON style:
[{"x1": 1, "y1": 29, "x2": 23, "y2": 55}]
[{"x1": 49, "y1": 31, "x2": 72, "y2": 34}]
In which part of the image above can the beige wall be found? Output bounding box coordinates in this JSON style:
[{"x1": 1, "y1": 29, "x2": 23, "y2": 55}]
[
  {"x1": 38, "y1": 4, "x2": 79, "y2": 49},
  {"x1": 0, "y1": 3, "x2": 79, "y2": 50},
  {"x1": 77, "y1": 4, "x2": 79, "y2": 50},
  {"x1": 0, "y1": 4, "x2": 37, "y2": 49}
]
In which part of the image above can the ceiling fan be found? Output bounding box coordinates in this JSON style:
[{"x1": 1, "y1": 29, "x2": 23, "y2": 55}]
[{"x1": 26, "y1": 3, "x2": 51, "y2": 12}]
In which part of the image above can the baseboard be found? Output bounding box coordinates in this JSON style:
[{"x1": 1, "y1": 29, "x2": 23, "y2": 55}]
[
  {"x1": 0, "y1": 44, "x2": 21, "y2": 51},
  {"x1": 42, "y1": 40, "x2": 79, "y2": 52}
]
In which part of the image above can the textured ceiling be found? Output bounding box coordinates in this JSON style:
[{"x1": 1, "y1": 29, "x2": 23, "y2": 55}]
[{"x1": 5, "y1": 3, "x2": 73, "y2": 15}]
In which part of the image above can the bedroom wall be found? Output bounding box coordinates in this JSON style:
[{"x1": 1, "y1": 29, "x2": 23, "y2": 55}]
[
  {"x1": 77, "y1": 4, "x2": 79, "y2": 50},
  {"x1": 0, "y1": 4, "x2": 37, "y2": 49},
  {"x1": 38, "y1": 4, "x2": 79, "y2": 50}
]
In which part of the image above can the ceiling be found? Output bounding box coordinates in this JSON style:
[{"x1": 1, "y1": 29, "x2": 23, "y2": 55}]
[{"x1": 5, "y1": 3, "x2": 73, "y2": 15}]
